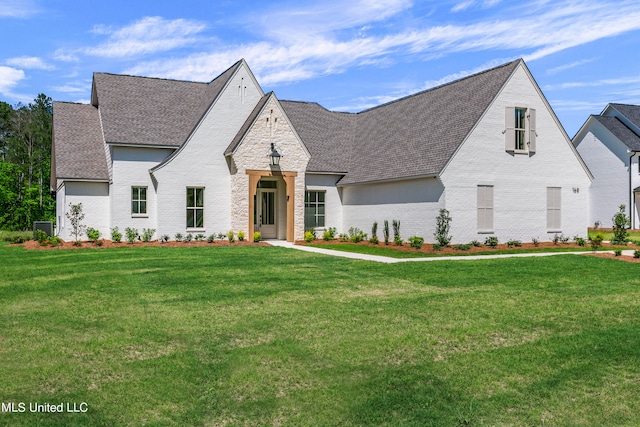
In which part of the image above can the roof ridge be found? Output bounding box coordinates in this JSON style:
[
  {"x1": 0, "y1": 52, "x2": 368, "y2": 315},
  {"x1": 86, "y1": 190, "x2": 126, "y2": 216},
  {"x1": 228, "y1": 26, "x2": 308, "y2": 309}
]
[
  {"x1": 94, "y1": 71, "x2": 208, "y2": 85},
  {"x1": 357, "y1": 59, "x2": 522, "y2": 114}
]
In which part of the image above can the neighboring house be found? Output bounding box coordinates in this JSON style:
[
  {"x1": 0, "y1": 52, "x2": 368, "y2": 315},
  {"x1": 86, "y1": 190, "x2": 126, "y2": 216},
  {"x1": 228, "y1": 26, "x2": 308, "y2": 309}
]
[
  {"x1": 52, "y1": 59, "x2": 592, "y2": 244},
  {"x1": 573, "y1": 103, "x2": 640, "y2": 229}
]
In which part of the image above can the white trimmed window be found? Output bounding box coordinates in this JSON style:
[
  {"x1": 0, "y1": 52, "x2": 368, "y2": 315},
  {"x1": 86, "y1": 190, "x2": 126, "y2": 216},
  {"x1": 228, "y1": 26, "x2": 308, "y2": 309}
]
[
  {"x1": 131, "y1": 186, "x2": 147, "y2": 215},
  {"x1": 505, "y1": 107, "x2": 536, "y2": 154},
  {"x1": 305, "y1": 191, "x2": 325, "y2": 229},
  {"x1": 547, "y1": 187, "x2": 561, "y2": 232},
  {"x1": 186, "y1": 187, "x2": 204, "y2": 229},
  {"x1": 477, "y1": 185, "x2": 494, "y2": 233}
]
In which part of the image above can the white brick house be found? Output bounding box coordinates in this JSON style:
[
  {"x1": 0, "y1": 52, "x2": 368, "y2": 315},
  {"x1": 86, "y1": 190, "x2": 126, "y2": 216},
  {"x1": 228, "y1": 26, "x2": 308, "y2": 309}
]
[
  {"x1": 52, "y1": 59, "x2": 591, "y2": 243},
  {"x1": 573, "y1": 104, "x2": 640, "y2": 229}
]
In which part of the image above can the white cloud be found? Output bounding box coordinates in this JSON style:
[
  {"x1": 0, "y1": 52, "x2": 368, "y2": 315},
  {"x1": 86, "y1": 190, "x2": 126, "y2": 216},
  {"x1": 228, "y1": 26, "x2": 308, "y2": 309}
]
[
  {"x1": 0, "y1": 0, "x2": 40, "y2": 18},
  {"x1": 121, "y1": 1, "x2": 640, "y2": 88},
  {"x1": 451, "y1": 1, "x2": 475, "y2": 13},
  {"x1": 5, "y1": 56, "x2": 54, "y2": 70},
  {"x1": 82, "y1": 16, "x2": 208, "y2": 58},
  {"x1": 546, "y1": 59, "x2": 595, "y2": 75},
  {"x1": 0, "y1": 65, "x2": 25, "y2": 96}
]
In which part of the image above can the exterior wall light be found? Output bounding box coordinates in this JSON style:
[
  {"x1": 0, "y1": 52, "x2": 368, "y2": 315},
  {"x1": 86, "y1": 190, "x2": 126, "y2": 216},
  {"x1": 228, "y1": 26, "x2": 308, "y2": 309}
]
[{"x1": 269, "y1": 143, "x2": 281, "y2": 166}]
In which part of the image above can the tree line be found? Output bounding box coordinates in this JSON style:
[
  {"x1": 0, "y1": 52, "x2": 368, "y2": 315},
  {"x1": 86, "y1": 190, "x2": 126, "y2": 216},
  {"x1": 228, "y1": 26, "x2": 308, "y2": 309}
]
[{"x1": 0, "y1": 94, "x2": 55, "y2": 231}]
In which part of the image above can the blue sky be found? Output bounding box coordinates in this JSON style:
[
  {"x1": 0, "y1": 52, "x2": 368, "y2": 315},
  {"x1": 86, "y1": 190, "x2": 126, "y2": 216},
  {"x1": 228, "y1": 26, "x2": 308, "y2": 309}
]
[{"x1": 1, "y1": 0, "x2": 639, "y2": 136}]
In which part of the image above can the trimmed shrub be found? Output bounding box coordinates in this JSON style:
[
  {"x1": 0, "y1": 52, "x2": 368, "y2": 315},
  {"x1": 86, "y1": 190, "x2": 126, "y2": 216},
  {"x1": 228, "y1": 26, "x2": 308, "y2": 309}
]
[
  {"x1": 392, "y1": 220, "x2": 402, "y2": 245},
  {"x1": 174, "y1": 233, "x2": 183, "y2": 242},
  {"x1": 348, "y1": 227, "x2": 366, "y2": 243},
  {"x1": 194, "y1": 233, "x2": 206, "y2": 242},
  {"x1": 142, "y1": 228, "x2": 155, "y2": 242},
  {"x1": 484, "y1": 236, "x2": 499, "y2": 248},
  {"x1": 125, "y1": 227, "x2": 138, "y2": 244},
  {"x1": 304, "y1": 230, "x2": 315, "y2": 243},
  {"x1": 207, "y1": 234, "x2": 215, "y2": 243},
  {"x1": 408, "y1": 236, "x2": 424, "y2": 249},
  {"x1": 184, "y1": 233, "x2": 193, "y2": 243},
  {"x1": 227, "y1": 230, "x2": 234, "y2": 243},
  {"x1": 614, "y1": 249, "x2": 622, "y2": 256},
  {"x1": 160, "y1": 234, "x2": 170, "y2": 243},
  {"x1": 86, "y1": 227, "x2": 100, "y2": 243},
  {"x1": 454, "y1": 243, "x2": 472, "y2": 251},
  {"x1": 589, "y1": 232, "x2": 604, "y2": 252},
  {"x1": 111, "y1": 227, "x2": 122, "y2": 243},
  {"x1": 506, "y1": 239, "x2": 522, "y2": 248},
  {"x1": 253, "y1": 231, "x2": 261, "y2": 242},
  {"x1": 634, "y1": 250, "x2": 640, "y2": 259},
  {"x1": 238, "y1": 231, "x2": 245, "y2": 241},
  {"x1": 531, "y1": 237, "x2": 540, "y2": 247}
]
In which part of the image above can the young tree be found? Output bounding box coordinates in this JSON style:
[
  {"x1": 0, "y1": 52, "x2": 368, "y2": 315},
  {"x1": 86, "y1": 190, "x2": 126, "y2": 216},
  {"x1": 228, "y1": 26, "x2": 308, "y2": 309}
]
[
  {"x1": 66, "y1": 203, "x2": 86, "y2": 245},
  {"x1": 612, "y1": 204, "x2": 631, "y2": 244},
  {"x1": 434, "y1": 209, "x2": 453, "y2": 246}
]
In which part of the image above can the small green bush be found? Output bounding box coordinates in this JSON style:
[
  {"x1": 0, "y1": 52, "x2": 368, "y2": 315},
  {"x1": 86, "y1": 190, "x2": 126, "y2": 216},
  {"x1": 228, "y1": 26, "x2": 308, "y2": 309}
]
[
  {"x1": 634, "y1": 250, "x2": 640, "y2": 259},
  {"x1": 217, "y1": 232, "x2": 226, "y2": 240},
  {"x1": 369, "y1": 235, "x2": 379, "y2": 244},
  {"x1": 253, "y1": 231, "x2": 261, "y2": 242},
  {"x1": 383, "y1": 220, "x2": 390, "y2": 245},
  {"x1": 348, "y1": 227, "x2": 366, "y2": 243},
  {"x1": 589, "y1": 233, "x2": 604, "y2": 252},
  {"x1": 371, "y1": 222, "x2": 378, "y2": 244},
  {"x1": 238, "y1": 231, "x2": 245, "y2": 241},
  {"x1": 194, "y1": 233, "x2": 206, "y2": 241},
  {"x1": 34, "y1": 229, "x2": 49, "y2": 244},
  {"x1": 392, "y1": 220, "x2": 402, "y2": 245},
  {"x1": 484, "y1": 236, "x2": 499, "y2": 248},
  {"x1": 304, "y1": 230, "x2": 315, "y2": 243},
  {"x1": 86, "y1": 227, "x2": 100, "y2": 243},
  {"x1": 531, "y1": 237, "x2": 540, "y2": 247},
  {"x1": 174, "y1": 233, "x2": 183, "y2": 242},
  {"x1": 322, "y1": 230, "x2": 333, "y2": 241},
  {"x1": 432, "y1": 244, "x2": 442, "y2": 251},
  {"x1": 339, "y1": 233, "x2": 349, "y2": 242},
  {"x1": 50, "y1": 236, "x2": 62, "y2": 247},
  {"x1": 207, "y1": 234, "x2": 215, "y2": 243},
  {"x1": 142, "y1": 228, "x2": 155, "y2": 242},
  {"x1": 470, "y1": 240, "x2": 482, "y2": 247},
  {"x1": 574, "y1": 237, "x2": 586, "y2": 247},
  {"x1": 408, "y1": 236, "x2": 424, "y2": 249},
  {"x1": 506, "y1": 239, "x2": 522, "y2": 248},
  {"x1": 454, "y1": 244, "x2": 472, "y2": 251},
  {"x1": 614, "y1": 249, "x2": 622, "y2": 256},
  {"x1": 612, "y1": 205, "x2": 631, "y2": 244},
  {"x1": 160, "y1": 234, "x2": 170, "y2": 243},
  {"x1": 125, "y1": 227, "x2": 138, "y2": 244},
  {"x1": 227, "y1": 230, "x2": 234, "y2": 243},
  {"x1": 111, "y1": 227, "x2": 122, "y2": 243},
  {"x1": 184, "y1": 233, "x2": 193, "y2": 243}
]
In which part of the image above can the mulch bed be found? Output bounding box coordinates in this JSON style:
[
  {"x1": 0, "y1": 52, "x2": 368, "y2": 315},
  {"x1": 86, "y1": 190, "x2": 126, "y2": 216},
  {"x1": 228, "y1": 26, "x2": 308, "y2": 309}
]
[{"x1": 19, "y1": 239, "x2": 269, "y2": 250}]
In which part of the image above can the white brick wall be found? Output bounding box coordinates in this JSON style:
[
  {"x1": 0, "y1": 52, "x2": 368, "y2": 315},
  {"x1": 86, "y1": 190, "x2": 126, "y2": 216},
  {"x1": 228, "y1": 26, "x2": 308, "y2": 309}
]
[
  {"x1": 574, "y1": 123, "x2": 630, "y2": 229},
  {"x1": 442, "y1": 64, "x2": 591, "y2": 243},
  {"x1": 151, "y1": 63, "x2": 263, "y2": 239},
  {"x1": 59, "y1": 181, "x2": 110, "y2": 241},
  {"x1": 341, "y1": 177, "x2": 445, "y2": 241}
]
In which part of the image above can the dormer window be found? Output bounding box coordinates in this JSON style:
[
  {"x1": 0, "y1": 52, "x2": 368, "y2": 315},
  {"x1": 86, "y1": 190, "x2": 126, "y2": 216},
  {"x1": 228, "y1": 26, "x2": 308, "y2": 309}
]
[{"x1": 505, "y1": 106, "x2": 536, "y2": 154}]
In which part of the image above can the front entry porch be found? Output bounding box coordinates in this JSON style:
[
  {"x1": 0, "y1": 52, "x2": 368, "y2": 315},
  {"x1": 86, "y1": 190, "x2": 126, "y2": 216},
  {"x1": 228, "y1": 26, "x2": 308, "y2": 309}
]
[{"x1": 247, "y1": 170, "x2": 297, "y2": 242}]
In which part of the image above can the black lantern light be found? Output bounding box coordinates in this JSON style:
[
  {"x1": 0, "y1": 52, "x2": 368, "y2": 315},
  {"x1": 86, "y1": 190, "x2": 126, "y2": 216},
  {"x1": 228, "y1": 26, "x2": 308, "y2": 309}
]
[{"x1": 269, "y1": 142, "x2": 281, "y2": 166}]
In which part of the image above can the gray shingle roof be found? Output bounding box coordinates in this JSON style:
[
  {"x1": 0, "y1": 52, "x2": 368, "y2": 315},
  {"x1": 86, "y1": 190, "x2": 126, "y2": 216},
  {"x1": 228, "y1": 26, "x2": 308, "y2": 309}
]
[
  {"x1": 93, "y1": 60, "x2": 242, "y2": 147},
  {"x1": 593, "y1": 115, "x2": 640, "y2": 151},
  {"x1": 280, "y1": 101, "x2": 355, "y2": 173},
  {"x1": 610, "y1": 103, "x2": 640, "y2": 130},
  {"x1": 282, "y1": 59, "x2": 521, "y2": 184},
  {"x1": 52, "y1": 102, "x2": 109, "y2": 181}
]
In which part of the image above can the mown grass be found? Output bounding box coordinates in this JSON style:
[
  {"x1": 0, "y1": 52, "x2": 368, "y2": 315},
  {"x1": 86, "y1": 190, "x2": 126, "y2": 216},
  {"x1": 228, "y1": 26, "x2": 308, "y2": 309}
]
[
  {"x1": 1, "y1": 244, "x2": 640, "y2": 426},
  {"x1": 308, "y1": 242, "x2": 595, "y2": 258},
  {"x1": 588, "y1": 229, "x2": 640, "y2": 242}
]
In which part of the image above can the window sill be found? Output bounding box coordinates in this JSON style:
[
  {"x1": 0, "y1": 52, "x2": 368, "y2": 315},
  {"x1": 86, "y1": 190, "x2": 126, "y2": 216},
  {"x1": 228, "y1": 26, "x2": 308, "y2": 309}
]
[
  {"x1": 547, "y1": 230, "x2": 562, "y2": 234},
  {"x1": 186, "y1": 228, "x2": 206, "y2": 233},
  {"x1": 477, "y1": 231, "x2": 495, "y2": 234},
  {"x1": 132, "y1": 214, "x2": 149, "y2": 218}
]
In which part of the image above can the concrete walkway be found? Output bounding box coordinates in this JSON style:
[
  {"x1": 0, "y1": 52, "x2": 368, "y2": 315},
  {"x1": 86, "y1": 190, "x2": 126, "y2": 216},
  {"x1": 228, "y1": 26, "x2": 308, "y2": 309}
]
[{"x1": 266, "y1": 240, "x2": 623, "y2": 263}]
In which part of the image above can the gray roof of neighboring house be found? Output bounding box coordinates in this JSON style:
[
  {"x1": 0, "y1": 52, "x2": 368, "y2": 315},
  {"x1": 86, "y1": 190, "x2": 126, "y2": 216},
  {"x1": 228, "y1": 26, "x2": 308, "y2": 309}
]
[
  {"x1": 283, "y1": 59, "x2": 521, "y2": 184},
  {"x1": 610, "y1": 103, "x2": 640, "y2": 130},
  {"x1": 52, "y1": 102, "x2": 109, "y2": 181},
  {"x1": 92, "y1": 60, "x2": 242, "y2": 147},
  {"x1": 593, "y1": 115, "x2": 640, "y2": 151}
]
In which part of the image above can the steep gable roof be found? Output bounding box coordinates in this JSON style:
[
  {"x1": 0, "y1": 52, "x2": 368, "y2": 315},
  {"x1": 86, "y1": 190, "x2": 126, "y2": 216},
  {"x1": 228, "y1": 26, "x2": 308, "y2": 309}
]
[
  {"x1": 92, "y1": 60, "x2": 243, "y2": 147},
  {"x1": 593, "y1": 115, "x2": 640, "y2": 151},
  {"x1": 52, "y1": 102, "x2": 109, "y2": 181},
  {"x1": 282, "y1": 59, "x2": 521, "y2": 184},
  {"x1": 225, "y1": 92, "x2": 273, "y2": 156},
  {"x1": 609, "y1": 103, "x2": 640, "y2": 130}
]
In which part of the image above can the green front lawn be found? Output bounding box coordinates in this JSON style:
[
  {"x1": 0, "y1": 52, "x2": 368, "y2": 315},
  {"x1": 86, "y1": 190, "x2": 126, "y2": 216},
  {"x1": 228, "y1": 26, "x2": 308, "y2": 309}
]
[
  {"x1": 307, "y1": 242, "x2": 596, "y2": 258},
  {"x1": 588, "y1": 229, "x2": 640, "y2": 242},
  {"x1": 1, "y1": 244, "x2": 640, "y2": 426}
]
